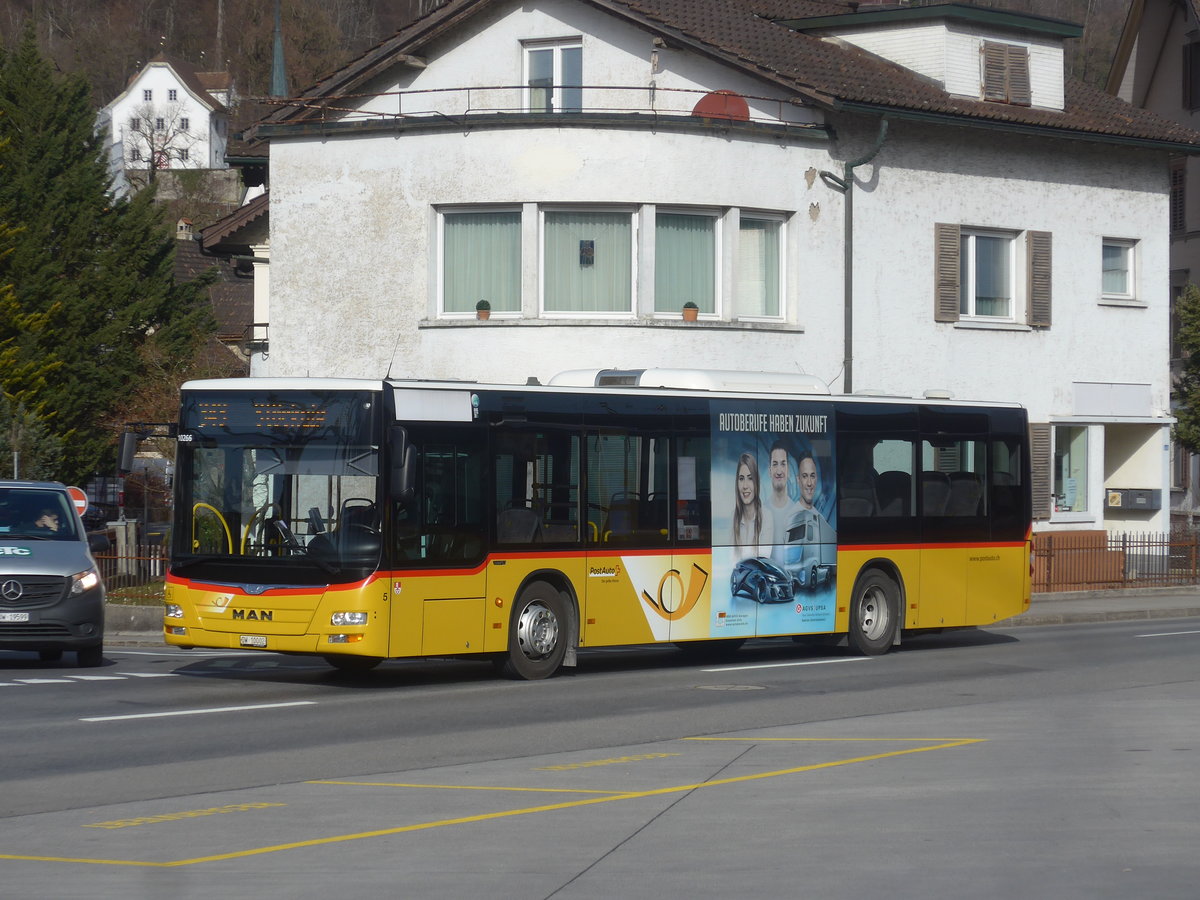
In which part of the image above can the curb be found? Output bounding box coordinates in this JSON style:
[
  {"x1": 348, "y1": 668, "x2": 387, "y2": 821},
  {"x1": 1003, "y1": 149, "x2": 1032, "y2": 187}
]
[{"x1": 996, "y1": 606, "x2": 1200, "y2": 628}]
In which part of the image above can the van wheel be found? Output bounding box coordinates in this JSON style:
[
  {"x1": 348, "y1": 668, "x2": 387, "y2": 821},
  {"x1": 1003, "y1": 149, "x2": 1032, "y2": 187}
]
[
  {"x1": 500, "y1": 582, "x2": 567, "y2": 680},
  {"x1": 848, "y1": 571, "x2": 898, "y2": 656},
  {"x1": 76, "y1": 645, "x2": 104, "y2": 668}
]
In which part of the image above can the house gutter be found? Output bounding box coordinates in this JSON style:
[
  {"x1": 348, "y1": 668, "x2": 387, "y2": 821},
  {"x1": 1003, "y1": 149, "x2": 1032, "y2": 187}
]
[{"x1": 820, "y1": 117, "x2": 888, "y2": 395}]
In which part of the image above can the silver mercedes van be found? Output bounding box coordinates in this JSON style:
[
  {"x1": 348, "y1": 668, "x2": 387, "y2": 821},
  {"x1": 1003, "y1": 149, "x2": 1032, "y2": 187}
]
[{"x1": 0, "y1": 481, "x2": 106, "y2": 667}]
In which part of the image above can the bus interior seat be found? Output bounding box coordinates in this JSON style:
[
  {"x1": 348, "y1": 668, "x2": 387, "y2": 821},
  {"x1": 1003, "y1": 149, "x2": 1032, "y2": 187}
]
[
  {"x1": 604, "y1": 492, "x2": 640, "y2": 541},
  {"x1": 839, "y1": 495, "x2": 876, "y2": 517},
  {"x1": 341, "y1": 500, "x2": 377, "y2": 530},
  {"x1": 875, "y1": 471, "x2": 911, "y2": 516},
  {"x1": 497, "y1": 506, "x2": 541, "y2": 543},
  {"x1": 921, "y1": 471, "x2": 951, "y2": 516},
  {"x1": 947, "y1": 471, "x2": 984, "y2": 516}
]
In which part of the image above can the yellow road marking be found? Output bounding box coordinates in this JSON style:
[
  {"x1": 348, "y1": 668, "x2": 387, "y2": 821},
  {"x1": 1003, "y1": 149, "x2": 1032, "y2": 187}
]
[
  {"x1": 536, "y1": 752, "x2": 681, "y2": 770},
  {"x1": 307, "y1": 781, "x2": 626, "y2": 795},
  {"x1": 0, "y1": 737, "x2": 985, "y2": 869},
  {"x1": 85, "y1": 803, "x2": 287, "y2": 830}
]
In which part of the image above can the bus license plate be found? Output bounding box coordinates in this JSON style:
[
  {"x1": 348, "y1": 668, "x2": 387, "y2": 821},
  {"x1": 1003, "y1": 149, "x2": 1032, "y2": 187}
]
[
  {"x1": 0, "y1": 612, "x2": 29, "y2": 623},
  {"x1": 239, "y1": 635, "x2": 267, "y2": 648}
]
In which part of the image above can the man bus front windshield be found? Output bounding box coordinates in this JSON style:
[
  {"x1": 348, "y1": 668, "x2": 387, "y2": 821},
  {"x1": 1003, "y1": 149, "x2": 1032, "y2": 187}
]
[{"x1": 172, "y1": 389, "x2": 382, "y2": 584}]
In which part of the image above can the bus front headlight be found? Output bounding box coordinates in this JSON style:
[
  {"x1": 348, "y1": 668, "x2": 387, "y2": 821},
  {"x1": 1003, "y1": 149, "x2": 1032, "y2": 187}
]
[{"x1": 331, "y1": 611, "x2": 368, "y2": 626}]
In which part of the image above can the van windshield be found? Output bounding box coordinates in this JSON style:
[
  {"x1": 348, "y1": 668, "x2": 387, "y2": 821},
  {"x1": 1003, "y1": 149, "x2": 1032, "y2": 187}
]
[{"x1": 0, "y1": 488, "x2": 80, "y2": 540}]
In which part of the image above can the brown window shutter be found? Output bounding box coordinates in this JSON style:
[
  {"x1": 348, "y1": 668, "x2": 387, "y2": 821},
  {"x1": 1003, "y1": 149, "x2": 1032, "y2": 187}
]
[
  {"x1": 935, "y1": 223, "x2": 961, "y2": 323},
  {"x1": 1171, "y1": 160, "x2": 1186, "y2": 233},
  {"x1": 982, "y1": 42, "x2": 1008, "y2": 101},
  {"x1": 1006, "y1": 45, "x2": 1032, "y2": 107},
  {"x1": 1026, "y1": 230, "x2": 1051, "y2": 327},
  {"x1": 1029, "y1": 423, "x2": 1052, "y2": 520}
]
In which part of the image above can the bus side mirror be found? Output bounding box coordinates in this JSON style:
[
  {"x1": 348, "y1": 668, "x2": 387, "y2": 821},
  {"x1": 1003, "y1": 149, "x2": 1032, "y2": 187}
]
[
  {"x1": 389, "y1": 427, "x2": 415, "y2": 501},
  {"x1": 117, "y1": 432, "x2": 140, "y2": 475}
]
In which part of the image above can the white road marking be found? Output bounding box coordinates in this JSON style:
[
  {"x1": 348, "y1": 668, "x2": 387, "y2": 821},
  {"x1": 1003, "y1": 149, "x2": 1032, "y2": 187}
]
[
  {"x1": 1136, "y1": 629, "x2": 1200, "y2": 638},
  {"x1": 702, "y1": 657, "x2": 870, "y2": 673},
  {"x1": 81, "y1": 700, "x2": 317, "y2": 723}
]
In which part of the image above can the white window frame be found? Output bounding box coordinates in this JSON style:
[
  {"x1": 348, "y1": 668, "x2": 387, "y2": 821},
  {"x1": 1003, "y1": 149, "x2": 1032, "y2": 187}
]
[
  {"x1": 523, "y1": 39, "x2": 583, "y2": 113},
  {"x1": 168, "y1": 89, "x2": 177, "y2": 102},
  {"x1": 143, "y1": 89, "x2": 152, "y2": 102},
  {"x1": 736, "y1": 211, "x2": 786, "y2": 321},
  {"x1": 1051, "y1": 423, "x2": 1094, "y2": 521},
  {"x1": 180, "y1": 117, "x2": 190, "y2": 133},
  {"x1": 654, "y1": 207, "x2": 722, "y2": 317},
  {"x1": 1101, "y1": 237, "x2": 1138, "y2": 304},
  {"x1": 960, "y1": 227, "x2": 1018, "y2": 321},
  {"x1": 437, "y1": 206, "x2": 523, "y2": 318},
  {"x1": 539, "y1": 206, "x2": 636, "y2": 318}
]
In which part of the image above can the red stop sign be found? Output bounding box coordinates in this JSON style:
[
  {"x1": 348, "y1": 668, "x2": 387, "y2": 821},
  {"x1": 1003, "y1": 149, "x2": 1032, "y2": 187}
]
[{"x1": 67, "y1": 486, "x2": 89, "y2": 516}]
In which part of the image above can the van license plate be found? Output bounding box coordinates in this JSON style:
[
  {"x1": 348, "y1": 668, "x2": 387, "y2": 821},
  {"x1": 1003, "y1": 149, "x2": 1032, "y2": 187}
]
[
  {"x1": 0, "y1": 612, "x2": 29, "y2": 623},
  {"x1": 239, "y1": 635, "x2": 267, "y2": 648}
]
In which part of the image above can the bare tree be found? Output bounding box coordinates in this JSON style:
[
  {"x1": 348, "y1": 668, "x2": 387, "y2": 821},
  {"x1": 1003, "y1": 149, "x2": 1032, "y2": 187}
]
[{"x1": 123, "y1": 98, "x2": 203, "y2": 185}]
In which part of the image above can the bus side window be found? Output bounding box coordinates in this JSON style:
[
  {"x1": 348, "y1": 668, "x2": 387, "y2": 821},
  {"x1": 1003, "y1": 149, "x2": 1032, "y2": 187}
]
[{"x1": 873, "y1": 439, "x2": 915, "y2": 517}]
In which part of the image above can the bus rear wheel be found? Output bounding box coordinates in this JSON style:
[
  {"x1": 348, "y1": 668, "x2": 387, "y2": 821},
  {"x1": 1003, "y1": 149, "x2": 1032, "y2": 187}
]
[
  {"x1": 500, "y1": 582, "x2": 567, "y2": 680},
  {"x1": 848, "y1": 571, "x2": 898, "y2": 656}
]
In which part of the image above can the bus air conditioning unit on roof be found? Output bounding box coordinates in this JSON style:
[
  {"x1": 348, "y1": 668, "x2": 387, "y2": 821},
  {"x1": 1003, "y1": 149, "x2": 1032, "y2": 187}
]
[{"x1": 549, "y1": 368, "x2": 830, "y2": 395}]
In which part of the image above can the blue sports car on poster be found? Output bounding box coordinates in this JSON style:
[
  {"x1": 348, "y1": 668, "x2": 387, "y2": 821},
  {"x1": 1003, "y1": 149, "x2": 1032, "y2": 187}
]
[{"x1": 730, "y1": 557, "x2": 796, "y2": 604}]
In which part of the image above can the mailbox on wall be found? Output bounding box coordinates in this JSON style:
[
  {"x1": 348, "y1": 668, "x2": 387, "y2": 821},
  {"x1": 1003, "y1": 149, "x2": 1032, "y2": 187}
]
[{"x1": 1105, "y1": 489, "x2": 1162, "y2": 511}]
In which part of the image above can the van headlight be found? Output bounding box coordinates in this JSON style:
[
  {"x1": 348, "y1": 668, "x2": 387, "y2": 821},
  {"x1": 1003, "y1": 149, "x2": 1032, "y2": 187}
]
[
  {"x1": 70, "y1": 568, "x2": 101, "y2": 595},
  {"x1": 331, "y1": 611, "x2": 368, "y2": 626}
]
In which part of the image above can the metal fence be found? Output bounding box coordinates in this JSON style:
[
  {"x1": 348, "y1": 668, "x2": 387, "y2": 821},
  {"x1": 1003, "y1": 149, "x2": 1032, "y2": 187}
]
[
  {"x1": 95, "y1": 545, "x2": 166, "y2": 605},
  {"x1": 95, "y1": 531, "x2": 1200, "y2": 605},
  {"x1": 1033, "y1": 530, "x2": 1200, "y2": 593}
]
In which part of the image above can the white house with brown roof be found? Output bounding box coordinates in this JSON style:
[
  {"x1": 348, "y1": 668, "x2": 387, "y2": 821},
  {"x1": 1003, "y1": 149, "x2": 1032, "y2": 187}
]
[
  {"x1": 97, "y1": 54, "x2": 233, "y2": 197},
  {"x1": 242, "y1": 0, "x2": 1200, "y2": 533},
  {"x1": 1107, "y1": 0, "x2": 1200, "y2": 525}
]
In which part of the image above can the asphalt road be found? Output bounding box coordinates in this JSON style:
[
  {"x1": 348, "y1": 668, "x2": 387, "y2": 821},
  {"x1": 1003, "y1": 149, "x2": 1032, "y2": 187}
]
[{"x1": 1, "y1": 620, "x2": 1198, "y2": 899}]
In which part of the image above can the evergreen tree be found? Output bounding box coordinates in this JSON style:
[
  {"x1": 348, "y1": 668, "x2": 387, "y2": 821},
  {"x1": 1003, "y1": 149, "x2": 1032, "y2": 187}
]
[
  {"x1": 0, "y1": 24, "x2": 213, "y2": 483},
  {"x1": 1175, "y1": 282, "x2": 1200, "y2": 453}
]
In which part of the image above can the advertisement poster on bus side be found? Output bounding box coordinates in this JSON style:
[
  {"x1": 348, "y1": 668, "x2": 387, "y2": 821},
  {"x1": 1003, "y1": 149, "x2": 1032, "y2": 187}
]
[{"x1": 710, "y1": 400, "x2": 837, "y2": 637}]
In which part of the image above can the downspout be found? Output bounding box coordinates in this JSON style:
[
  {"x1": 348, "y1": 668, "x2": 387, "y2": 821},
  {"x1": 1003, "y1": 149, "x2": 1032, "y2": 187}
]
[{"x1": 820, "y1": 117, "x2": 888, "y2": 395}]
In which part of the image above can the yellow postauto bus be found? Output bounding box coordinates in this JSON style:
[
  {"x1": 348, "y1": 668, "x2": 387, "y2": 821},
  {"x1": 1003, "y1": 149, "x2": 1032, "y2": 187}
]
[{"x1": 164, "y1": 369, "x2": 1031, "y2": 679}]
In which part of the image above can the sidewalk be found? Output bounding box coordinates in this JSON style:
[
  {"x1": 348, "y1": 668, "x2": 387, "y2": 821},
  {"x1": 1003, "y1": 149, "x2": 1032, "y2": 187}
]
[
  {"x1": 995, "y1": 586, "x2": 1200, "y2": 628},
  {"x1": 103, "y1": 588, "x2": 1200, "y2": 647}
]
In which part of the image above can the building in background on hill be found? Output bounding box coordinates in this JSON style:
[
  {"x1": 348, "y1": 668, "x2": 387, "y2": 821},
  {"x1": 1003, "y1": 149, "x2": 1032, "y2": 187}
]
[{"x1": 97, "y1": 54, "x2": 234, "y2": 198}]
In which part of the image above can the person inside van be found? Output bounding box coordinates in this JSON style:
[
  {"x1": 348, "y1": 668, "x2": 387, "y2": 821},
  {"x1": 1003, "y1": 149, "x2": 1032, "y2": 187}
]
[{"x1": 33, "y1": 509, "x2": 60, "y2": 533}]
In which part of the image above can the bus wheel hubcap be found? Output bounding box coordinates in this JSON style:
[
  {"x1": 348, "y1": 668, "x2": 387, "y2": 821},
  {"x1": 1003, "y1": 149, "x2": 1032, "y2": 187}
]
[
  {"x1": 517, "y1": 601, "x2": 558, "y2": 659},
  {"x1": 859, "y1": 587, "x2": 889, "y2": 641}
]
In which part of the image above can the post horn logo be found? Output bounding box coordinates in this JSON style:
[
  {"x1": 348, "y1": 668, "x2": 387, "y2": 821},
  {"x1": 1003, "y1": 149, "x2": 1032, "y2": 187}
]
[{"x1": 641, "y1": 563, "x2": 708, "y2": 621}]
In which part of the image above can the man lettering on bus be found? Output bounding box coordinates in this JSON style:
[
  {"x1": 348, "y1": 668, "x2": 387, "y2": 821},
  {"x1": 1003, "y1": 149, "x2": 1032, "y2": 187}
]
[
  {"x1": 797, "y1": 452, "x2": 818, "y2": 511},
  {"x1": 767, "y1": 440, "x2": 801, "y2": 551}
]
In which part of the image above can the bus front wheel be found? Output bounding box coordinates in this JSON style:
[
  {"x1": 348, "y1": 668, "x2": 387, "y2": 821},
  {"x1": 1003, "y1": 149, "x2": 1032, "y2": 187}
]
[
  {"x1": 500, "y1": 582, "x2": 567, "y2": 680},
  {"x1": 848, "y1": 571, "x2": 898, "y2": 656}
]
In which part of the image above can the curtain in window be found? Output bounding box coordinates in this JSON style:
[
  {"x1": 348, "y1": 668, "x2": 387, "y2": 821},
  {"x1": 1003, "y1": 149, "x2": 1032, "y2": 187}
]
[
  {"x1": 961, "y1": 233, "x2": 1011, "y2": 317},
  {"x1": 737, "y1": 218, "x2": 780, "y2": 317},
  {"x1": 528, "y1": 48, "x2": 553, "y2": 112},
  {"x1": 655, "y1": 213, "x2": 715, "y2": 313},
  {"x1": 561, "y1": 47, "x2": 582, "y2": 112},
  {"x1": 544, "y1": 211, "x2": 631, "y2": 313},
  {"x1": 1102, "y1": 243, "x2": 1129, "y2": 295},
  {"x1": 443, "y1": 211, "x2": 521, "y2": 313}
]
